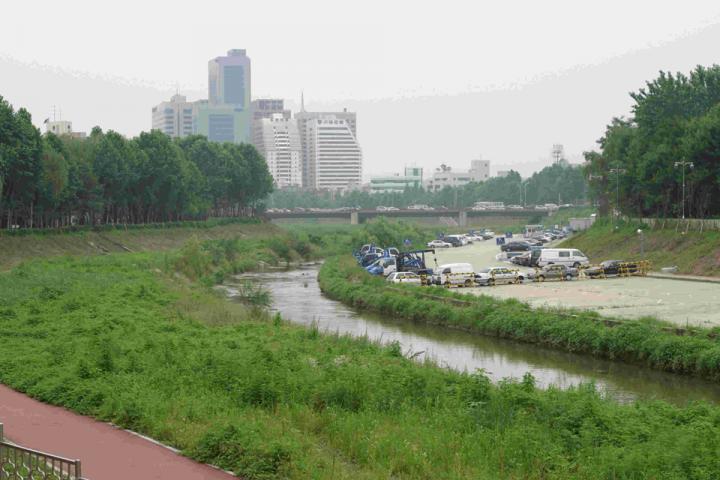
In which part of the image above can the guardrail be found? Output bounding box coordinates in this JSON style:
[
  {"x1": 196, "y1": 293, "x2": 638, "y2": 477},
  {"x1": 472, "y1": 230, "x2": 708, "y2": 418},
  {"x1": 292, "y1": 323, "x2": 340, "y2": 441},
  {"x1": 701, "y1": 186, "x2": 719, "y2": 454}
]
[{"x1": 0, "y1": 424, "x2": 84, "y2": 480}]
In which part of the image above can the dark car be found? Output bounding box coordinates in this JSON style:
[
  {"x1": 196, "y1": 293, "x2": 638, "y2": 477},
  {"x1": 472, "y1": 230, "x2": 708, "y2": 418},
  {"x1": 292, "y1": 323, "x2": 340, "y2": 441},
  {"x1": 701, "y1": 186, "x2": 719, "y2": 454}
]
[
  {"x1": 444, "y1": 236, "x2": 463, "y2": 247},
  {"x1": 501, "y1": 241, "x2": 531, "y2": 252},
  {"x1": 527, "y1": 264, "x2": 579, "y2": 282},
  {"x1": 586, "y1": 260, "x2": 639, "y2": 278}
]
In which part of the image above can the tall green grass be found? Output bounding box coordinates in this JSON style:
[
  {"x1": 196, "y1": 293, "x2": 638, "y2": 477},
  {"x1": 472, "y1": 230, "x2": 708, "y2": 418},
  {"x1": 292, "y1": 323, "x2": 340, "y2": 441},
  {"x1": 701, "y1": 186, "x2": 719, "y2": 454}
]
[{"x1": 319, "y1": 255, "x2": 720, "y2": 379}]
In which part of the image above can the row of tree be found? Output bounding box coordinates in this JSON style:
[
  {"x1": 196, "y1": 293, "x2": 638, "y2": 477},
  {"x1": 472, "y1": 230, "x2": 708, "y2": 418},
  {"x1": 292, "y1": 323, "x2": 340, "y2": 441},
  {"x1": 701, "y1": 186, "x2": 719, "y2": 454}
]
[
  {"x1": 0, "y1": 96, "x2": 274, "y2": 229},
  {"x1": 585, "y1": 65, "x2": 720, "y2": 218},
  {"x1": 267, "y1": 163, "x2": 587, "y2": 210}
]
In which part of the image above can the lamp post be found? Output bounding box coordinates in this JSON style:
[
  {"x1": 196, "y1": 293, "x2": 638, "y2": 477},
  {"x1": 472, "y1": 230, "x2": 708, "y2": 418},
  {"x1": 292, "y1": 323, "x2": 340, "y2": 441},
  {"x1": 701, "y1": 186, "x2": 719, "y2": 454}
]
[
  {"x1": 609, "y1": 166, "x2": 626, "y2": 228},
  {"x1": 637, "y1": 229, "x2": 644, "y2": 259},
  {"x1": 673, "y1": 161, "x2": 694, "y2": 219},
  {"x1": 521, "y1": 181, "x2": 529, "y2": 208}
]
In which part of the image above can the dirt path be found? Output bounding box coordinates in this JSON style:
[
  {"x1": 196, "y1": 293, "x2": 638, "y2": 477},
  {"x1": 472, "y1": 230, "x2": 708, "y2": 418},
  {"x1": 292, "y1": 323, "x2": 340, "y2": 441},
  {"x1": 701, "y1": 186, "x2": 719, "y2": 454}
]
[{"x1": 0, "y1": 384, "x2": 237, "y2": 479}]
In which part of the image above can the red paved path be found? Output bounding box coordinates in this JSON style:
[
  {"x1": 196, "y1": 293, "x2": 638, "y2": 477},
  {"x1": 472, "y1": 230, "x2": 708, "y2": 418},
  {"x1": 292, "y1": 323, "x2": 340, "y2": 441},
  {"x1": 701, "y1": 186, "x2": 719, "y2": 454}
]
[{"x1": 0, "y1": 384, "x2": 236, "y2": 479}]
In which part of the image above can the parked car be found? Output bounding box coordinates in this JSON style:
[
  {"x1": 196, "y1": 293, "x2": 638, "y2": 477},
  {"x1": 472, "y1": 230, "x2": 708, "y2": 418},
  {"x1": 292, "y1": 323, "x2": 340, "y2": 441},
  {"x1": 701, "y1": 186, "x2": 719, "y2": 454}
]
[
  {"x1": 366, "y1": 257, "x2": 397, "y2": 276},
  {"x1": 444, "y1": 236, "x2": 464, "y2": 247},
  {"x1": 475, "y1": 266, "x2": 523, "y2": 286},
  {"x1": 585, "y1": 260, "x2": 639, "y2": 278},
  {"x1": 525, "y1": 238, "x2": 544, "y2": 247},
  {"x1": 501, "y1": 241, "x2": 531, "y2": 252},
  {"x1": 427, "y1": 239, "x2": 452, "y2": 248},
  {"x1": 536, "y1": 248, "x2": 589, "y2": 268},
  {"x1": 446, "y1": 234, "x2": 468, "y2": 246},
  {"x1": 386, "y1": 271, "x2": 422, "y2": 285},
  {"x1": 432, "y1": 263, "x2": 475, "y2": 286},
  {"x1": 527, "y1": 264, "x2": 579, "y2": 282}
]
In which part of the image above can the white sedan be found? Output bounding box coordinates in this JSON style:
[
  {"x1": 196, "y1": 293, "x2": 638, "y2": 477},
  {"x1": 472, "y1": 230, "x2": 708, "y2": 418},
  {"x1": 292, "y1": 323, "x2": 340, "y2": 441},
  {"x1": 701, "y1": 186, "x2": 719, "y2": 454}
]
[
  {"x1": 386, "y1": 272, "x2": 422, "y2": 285},
  {"x1": 427, "y1": 239, "x2": 452, "y2": 248}
]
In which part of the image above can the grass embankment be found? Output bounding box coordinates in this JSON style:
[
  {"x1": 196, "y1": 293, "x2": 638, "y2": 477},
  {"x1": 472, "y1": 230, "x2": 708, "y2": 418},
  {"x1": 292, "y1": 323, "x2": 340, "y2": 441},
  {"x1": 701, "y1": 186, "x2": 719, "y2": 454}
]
[
  {"x1": 0, "y1": 217, "x2": 272, "y2": 271},
  {"x1": 2, "y1": 234, "x2": 720, "y2": 478},
  {"x1": 319, "y1": 256, "x2": 720, "y2": 380},
  {"x1": 561, "y1": 219, "x2": 720, "y2": 277}
]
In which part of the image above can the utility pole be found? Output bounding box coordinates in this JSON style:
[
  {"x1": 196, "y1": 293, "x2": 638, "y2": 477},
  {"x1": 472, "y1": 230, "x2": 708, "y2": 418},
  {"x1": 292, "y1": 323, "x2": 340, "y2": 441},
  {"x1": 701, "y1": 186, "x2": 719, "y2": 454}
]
[
  {"x1": 609, "y1": 165, "x2": 626, "y2": 228},
  {"x1": 673, "y1": 161, "x2": 694, "y2": 219}
]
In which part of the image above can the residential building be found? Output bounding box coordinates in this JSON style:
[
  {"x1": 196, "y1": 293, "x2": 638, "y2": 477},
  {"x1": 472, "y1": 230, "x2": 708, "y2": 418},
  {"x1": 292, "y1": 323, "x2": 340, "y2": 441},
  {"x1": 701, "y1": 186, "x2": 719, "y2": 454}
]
[
  {"x1": 253, "y1": 114, "x2": 302, "y2": 188},
  {"x1": 425, "y1": 159, "x2": 491, "y2": 192},
  {"x1": 496, "y1": 170, "x2": 511, "y2": 178},
  {"x1": 296, "y1": 112, "x2": 362, "y2": 190},
  {"x1": 370, "y1": 167, "x2": 423, "y2": 193},
  {"x1": 252, "y1": 99, "x2": 291, "y2": 121},
  {"x1": 151, "y1": 94, "x2": 194, "y2": 138},
  {"x1": 200, "y1": 49, "x2": 252, "y2": 144},
  {"x1": 295, "y1": 108, "x2": 362, "y2": 189}
]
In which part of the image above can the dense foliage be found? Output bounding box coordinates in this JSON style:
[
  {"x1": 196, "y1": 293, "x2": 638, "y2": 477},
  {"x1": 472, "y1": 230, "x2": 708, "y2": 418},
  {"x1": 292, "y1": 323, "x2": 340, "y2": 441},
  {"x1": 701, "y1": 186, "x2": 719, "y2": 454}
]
[
  {"x1": 0, "y1": 95, "x2": 273, "y2": 229},
  {"x1": 585, "y1": 65, "x2": 720, "y2": 218},
  {"x1": 319, "y1": 256, "x2": 720, "y2": 380},
  {"x1": 268, "y1": 164, "x2": 587, "y2": 210},
  {"x1": 2, "y1": 244, "x2": 720, "y2": 478}
]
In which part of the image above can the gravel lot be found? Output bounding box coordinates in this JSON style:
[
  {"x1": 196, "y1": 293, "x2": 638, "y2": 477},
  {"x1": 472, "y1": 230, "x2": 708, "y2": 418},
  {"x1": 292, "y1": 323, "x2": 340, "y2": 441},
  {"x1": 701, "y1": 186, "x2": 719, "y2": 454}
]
[{"x1": 432, "y1": 237, "x2": 720, "y2": 327}]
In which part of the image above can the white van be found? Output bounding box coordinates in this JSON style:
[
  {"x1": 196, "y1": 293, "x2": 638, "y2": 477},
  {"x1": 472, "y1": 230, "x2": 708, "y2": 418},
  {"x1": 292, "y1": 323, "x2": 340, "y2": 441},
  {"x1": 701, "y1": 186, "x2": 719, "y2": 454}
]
[
  {"x1": 537, "y1": 248, "x2": 589, "y2": 268},
  {"x1": 433, "y1": 263, "x2": 475, "y2": 286}
]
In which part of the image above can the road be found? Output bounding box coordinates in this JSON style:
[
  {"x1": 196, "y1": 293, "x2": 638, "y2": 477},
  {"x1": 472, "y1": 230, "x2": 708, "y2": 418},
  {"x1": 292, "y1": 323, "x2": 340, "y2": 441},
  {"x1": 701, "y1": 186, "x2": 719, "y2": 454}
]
[
  {"x1": 0, "y1": 384, "x2": 236, "y2": 480},
  {"x1": 432, "y1": 238, "x2": 720, "y2": 327}
]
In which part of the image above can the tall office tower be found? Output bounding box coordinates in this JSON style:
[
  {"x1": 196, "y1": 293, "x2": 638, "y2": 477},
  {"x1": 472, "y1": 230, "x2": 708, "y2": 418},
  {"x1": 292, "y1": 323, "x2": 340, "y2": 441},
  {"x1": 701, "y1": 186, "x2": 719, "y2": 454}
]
[
  {"x1": 295, "y1": 107, "x2": 360, "y2": 189},
  {"x1": 252, "y1": 99, "x2": 291, "y2": 121},
  {"x1": 151, "y1": 94, "x2": 194, "y2": 138},
  {"x1": 296, "y1": 113, "x2": 362, "y2": 190},
  {"x1": 195, "y1": 49, "x2": 252, "y2": 144},
  {"x1": 253, "y1": 114, "x2": 302, "y2": 188}
]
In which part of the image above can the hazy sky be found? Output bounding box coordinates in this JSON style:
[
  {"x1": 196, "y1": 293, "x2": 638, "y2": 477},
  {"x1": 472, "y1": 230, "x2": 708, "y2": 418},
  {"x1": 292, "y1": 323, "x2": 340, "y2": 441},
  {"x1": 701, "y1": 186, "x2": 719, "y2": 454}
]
[{"x1": 2, "y1": 0, "x2": 720, "y2": 177}]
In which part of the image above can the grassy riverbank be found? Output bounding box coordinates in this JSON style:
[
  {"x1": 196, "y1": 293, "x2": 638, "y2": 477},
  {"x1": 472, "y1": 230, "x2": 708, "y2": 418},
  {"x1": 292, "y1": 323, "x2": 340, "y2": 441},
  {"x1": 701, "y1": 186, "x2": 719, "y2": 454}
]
[
  {"x1": 561, "y1": 219, "x2": 720, "y2": 277},
  {"x1": 319, "y1": 255, "x2": 720, "y2": 380},
  {"x1": 0, "y1": 217, "x2": 272, "y2": 271},
  {"x1": 1, "y1": 228, "x2": 720, "y2": 478}
]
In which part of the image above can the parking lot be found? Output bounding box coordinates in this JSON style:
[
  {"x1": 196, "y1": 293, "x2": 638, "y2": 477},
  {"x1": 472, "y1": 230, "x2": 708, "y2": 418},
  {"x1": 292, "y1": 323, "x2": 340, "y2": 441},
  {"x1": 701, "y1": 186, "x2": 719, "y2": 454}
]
[{"x1": 433, "y1": 239, "x2": 720, "y2": 327}]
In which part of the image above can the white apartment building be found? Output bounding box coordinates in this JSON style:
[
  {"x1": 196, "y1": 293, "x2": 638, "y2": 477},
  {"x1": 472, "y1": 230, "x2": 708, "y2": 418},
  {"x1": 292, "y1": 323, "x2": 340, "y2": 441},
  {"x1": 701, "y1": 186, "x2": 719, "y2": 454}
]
[
  {"x1": 425, "y1": 159, "x2": 490, "y2": 192},
  {"x1": 296, "y1": 111, "x2": 362, "y2": 190},
  {"x1": 151, "y1": 94, "x2": 194, "y2": 138},
  {"x1": 253, "y1": 114, "x2": 302, "y2": 188}
]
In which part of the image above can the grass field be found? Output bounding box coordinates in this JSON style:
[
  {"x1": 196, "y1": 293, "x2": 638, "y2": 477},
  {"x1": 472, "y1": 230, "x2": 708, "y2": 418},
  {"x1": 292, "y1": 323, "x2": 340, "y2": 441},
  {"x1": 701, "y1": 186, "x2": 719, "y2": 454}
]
[{"x1": 561, "y1": 219, "x2": 720, "y2": 277}]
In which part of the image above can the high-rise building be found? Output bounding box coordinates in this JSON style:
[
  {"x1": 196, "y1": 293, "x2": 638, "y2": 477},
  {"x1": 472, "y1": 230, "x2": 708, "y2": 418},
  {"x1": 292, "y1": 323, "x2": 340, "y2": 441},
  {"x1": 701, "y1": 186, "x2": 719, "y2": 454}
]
[
  {"x1": 151, "y1": 94, "x2": 194, "y2": 138},
  {"x1": 253, "y1": 114, "x2": 302, "y2": 188},
  {"x1": 252, "y1": 99, "x2": 291, "y2": 121},
  {"x1": 295, "y1": 107, "x2": 361, "y2": 190},
  {"x1": 197, "y1": 49, "x2": 252, "y2": 144},
  {"x1": 296, "y1": 113, "x2": 362, "y2": 190},
  {"x1": 45, "y1": 120, "x2": 72, "y2": 135},
  {"x1": 370, "y1": 167, "x2": 423, "y2": 193}
]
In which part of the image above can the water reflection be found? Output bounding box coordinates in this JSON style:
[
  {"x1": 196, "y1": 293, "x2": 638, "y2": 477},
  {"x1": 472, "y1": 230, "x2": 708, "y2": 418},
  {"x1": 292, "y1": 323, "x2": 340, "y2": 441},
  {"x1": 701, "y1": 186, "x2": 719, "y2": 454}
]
[{"x1": 224, "y1": 266, "x2": 720, "y2": 405}]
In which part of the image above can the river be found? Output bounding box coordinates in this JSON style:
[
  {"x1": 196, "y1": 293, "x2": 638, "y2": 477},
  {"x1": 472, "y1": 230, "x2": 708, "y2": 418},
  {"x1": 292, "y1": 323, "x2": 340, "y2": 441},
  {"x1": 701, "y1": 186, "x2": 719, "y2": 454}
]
[{"x1": 224, "y1": 265, "x2": 720, "y2": 405}]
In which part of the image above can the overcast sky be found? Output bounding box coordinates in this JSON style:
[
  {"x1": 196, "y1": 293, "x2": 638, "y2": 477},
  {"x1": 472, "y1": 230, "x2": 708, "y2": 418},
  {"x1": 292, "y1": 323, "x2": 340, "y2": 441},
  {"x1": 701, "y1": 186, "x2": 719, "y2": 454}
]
[{"x1": 2, "y1": 0, "x2": 720, "y2": 177}]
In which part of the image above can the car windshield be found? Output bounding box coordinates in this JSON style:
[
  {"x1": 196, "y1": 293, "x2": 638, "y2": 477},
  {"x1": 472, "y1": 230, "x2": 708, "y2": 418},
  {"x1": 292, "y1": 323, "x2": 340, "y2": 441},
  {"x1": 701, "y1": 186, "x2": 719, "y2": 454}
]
[{"x1": 478, "y1": 268, "x2": 490, "y2": 273}]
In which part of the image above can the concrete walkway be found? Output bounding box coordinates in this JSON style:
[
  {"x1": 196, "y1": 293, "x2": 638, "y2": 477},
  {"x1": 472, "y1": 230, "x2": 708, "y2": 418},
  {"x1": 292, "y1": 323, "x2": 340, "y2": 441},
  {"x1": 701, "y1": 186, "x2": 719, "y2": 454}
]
[{"x1": 0, "y1": 384, "x2": 237, "y2": 479}]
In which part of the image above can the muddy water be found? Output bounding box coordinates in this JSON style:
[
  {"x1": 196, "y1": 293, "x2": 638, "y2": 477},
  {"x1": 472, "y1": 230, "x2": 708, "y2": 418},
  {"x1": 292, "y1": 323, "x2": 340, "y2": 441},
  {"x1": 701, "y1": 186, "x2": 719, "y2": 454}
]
[{"x1": 224, "y1": 266, "x2": 720, "y2": 405}]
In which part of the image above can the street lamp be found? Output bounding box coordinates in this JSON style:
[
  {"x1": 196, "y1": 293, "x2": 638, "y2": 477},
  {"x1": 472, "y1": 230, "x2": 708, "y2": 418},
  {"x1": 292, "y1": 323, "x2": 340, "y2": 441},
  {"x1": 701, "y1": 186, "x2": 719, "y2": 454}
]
[
  {"x1": 637, "y1": 229, "x2": 644, "y2": 259},
  {"x1": 673, "y1": 161, "x2": 694, "y2": 219},
  {"x1": 521, "y1": 182, "x2": 529, "y2": 208},
  {"x1": 609, "y1": 166, "x2": 626, "y2": 225}
]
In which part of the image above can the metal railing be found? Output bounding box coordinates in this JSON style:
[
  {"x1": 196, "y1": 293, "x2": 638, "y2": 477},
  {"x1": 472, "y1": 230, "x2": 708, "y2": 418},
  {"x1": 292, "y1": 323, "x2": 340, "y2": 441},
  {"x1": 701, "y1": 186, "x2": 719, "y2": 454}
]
[{"x1": 0, "y1": 424, "x2": 84, "y2": 480}]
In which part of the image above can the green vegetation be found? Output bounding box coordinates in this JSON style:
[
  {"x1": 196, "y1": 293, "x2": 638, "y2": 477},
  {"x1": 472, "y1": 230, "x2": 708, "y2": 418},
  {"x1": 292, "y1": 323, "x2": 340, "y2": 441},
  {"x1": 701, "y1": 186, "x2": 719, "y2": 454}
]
[
  {"x1": 0, "y1": 95, "x2": 273, "y2": 229},
  {"x1": 584, "y1": 65, "x2": 720, "y2": 218},
  {"x1": 561, "y1": 219, "x2": 720, "y2": 277},
  {"x1": 268, "y1": 164, "x2": 586, "y2": 210},
  {"x1": 0, "y1": 218, "x2": 278, "y2": 271},
  {"x1": 2, "y1": 235, "x2": 720, "y2": 478},
  {"x1": 319, "y1": 255, "x2": 720, "y2": 380}
]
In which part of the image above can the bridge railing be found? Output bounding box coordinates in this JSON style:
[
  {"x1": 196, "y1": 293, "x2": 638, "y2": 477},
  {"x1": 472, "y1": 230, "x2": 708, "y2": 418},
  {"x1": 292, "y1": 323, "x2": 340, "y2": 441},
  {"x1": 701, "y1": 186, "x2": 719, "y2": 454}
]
[{"x1": 0, "y1": 424, "x2": 85, "y2": 480}]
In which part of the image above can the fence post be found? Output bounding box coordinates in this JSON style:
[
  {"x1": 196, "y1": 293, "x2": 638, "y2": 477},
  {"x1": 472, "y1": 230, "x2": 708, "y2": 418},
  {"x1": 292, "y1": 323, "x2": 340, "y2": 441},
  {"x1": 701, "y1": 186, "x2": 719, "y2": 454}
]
[
  {"x1": 75, "y1": 459, "x2": 82, "y2": 479},
  {"x1": 0, "y1": 422, "x2": 3, "y2": 441}
]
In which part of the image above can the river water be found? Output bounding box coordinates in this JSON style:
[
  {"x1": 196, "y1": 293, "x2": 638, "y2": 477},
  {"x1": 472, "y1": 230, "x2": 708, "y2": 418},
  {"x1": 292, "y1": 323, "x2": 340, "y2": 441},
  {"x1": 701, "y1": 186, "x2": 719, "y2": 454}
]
[{"x1": 224, "y1": 265, "x2": 720, "y2": 405}]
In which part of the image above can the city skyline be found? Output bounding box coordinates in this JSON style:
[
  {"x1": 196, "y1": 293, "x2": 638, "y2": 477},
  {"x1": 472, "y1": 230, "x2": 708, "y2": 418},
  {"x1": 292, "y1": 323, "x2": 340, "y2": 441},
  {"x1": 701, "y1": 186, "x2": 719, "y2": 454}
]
[{"x1": 2, "y1": 1, "x2": 720, "y2": 178}]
